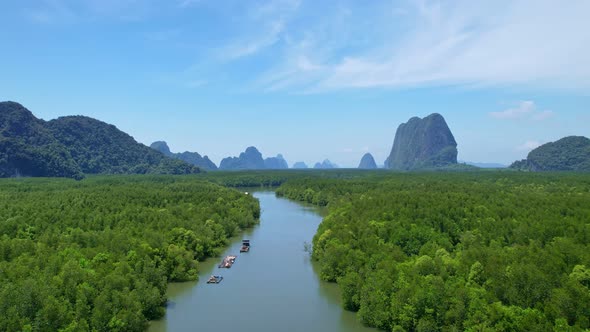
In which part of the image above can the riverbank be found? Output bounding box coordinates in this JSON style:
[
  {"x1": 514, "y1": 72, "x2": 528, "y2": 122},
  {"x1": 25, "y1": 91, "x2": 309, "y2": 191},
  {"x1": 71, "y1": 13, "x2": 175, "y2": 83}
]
[{"x1": 149, "y1": 191, "x2": 375, "y2": 332}]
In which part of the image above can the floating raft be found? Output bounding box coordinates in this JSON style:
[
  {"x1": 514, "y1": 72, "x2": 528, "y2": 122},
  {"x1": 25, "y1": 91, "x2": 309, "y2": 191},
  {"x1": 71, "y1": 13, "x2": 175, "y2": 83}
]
[
  {"x1": 218, "y1": 255, "x2": 237, "y2": 268},
  {"x1": 207, "y1": 275, "x2": 223, "y2": 284}
]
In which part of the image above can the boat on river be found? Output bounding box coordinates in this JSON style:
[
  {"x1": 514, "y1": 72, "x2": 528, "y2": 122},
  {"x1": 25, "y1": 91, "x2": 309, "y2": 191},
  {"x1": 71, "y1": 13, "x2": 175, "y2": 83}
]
[
  {"x1": 218, "y1": 255, "x2": 237, "y2": 268},
  {"x1": 207, "y1": 275, "x2": 223, "y2": 284},
  {"x1": 240, "y1": 240, "x2": 250, "y2": 253}
]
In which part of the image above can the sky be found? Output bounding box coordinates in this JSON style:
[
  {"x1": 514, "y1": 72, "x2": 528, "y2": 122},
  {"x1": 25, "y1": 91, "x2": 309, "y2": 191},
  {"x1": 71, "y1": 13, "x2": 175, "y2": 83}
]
[{"x1": 1, "y1": 0, "x2": 589, "y2": 167}]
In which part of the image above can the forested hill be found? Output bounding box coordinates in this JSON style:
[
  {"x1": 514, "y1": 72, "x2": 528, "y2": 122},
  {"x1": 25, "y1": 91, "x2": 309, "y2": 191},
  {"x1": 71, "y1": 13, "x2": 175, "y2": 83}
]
[
  {"x1": 0, "y1": 102, "x2": 200, "y2": 179},
  {"x1": 510, "y1": 136, "x2": 590, "y2": 171},
  {"x1": 0, "y1": 101, "x2": 84, "y2": 179}
]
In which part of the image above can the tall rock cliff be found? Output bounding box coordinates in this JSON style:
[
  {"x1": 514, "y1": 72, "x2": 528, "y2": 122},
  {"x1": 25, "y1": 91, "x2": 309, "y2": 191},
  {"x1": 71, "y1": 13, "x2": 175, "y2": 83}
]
[
  {"x1": 219, "y1": 146, "x2": 266, "y2": 170},
  {"x1": 150, "y1": 141, "x2": 173, "y2": 157},
  {"x1": 150, "y1": 141, "x2": 217, "y2": 170},
  {"x1": 314, "y1": 159, "x2": 337, "y2": 169},
  {"x1": 385, "y1": 113, "x2": 458, "y2": 170},
  {"x1": 358, "y1": 153, "x2": 378, "y2": 169},
  {"x1": 264, "y1": 154, "x2": 289, "y2": 169}
]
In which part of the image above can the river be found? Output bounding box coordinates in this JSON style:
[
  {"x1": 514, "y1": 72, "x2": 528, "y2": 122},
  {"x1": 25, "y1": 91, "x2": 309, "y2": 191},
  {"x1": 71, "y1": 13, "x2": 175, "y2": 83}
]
[{"x1": 149, "y1": 191, "x2": 375, "y2": 332}]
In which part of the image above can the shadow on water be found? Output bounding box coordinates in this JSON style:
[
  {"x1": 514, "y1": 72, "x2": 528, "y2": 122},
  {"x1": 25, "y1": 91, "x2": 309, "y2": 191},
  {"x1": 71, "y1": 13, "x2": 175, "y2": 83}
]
[{"x1": 149, "y1": 189, "x2": 375, "y2": 332}]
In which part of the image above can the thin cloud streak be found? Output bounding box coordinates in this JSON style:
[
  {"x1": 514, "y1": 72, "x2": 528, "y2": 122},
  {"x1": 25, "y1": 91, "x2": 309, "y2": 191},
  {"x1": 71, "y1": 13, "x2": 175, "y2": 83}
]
[
  {"x1": 490, "y1": 101, "x2": 554, "y2": 121},
  {"x1": 490, "y1": 101, "x2": 535, "y2": 119},
  {"x1": 533, "y1": 110, "x2": 555, "y2": 121},
  {"x1": 517, "y1": 140, "x2": 543, "y2": 152},
  {"x1": 221, "y1": 20, "x2": 286, "y2": 60},
  {"x1": 23, "y1": 0, "x2": 164, "y2": 23},
  {"x1": 178, "y1": 0, "x2": 201, "y2": 8},
  {"x1": 256, "y1": 0, "x2": 590, "y2": 93},
  {"x1": 219, "y1": 0, "x2": 301, "y2": 61}
]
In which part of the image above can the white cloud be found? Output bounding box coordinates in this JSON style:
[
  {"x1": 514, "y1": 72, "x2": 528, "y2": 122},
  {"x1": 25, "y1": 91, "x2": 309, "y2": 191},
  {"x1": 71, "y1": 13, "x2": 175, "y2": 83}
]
[
  {"x1": 533, "y1": 110, "x2": 555, "y2": 121},
  {"x1": 222, "y1": 20, "x2": 286, "y2": 60},
  {"x1": 147, "y1": 28, "x2": 182, "y2": 42},
  {"x1": 490, "y1": 101, "x2": 554, "y2": 121},
  {"x1": 24, "y1": 0, "x2": 77, "y2": 24},
  {"x1": 26, "y1": 10, "x2": 55, "y2": 24},
  {"x1": 220, "y1": 0, "x2": 301, "y2": 60},
  {"x1": 490, "y1": 101, "x2": 535, "y2": 119},
  {"x1": 517, "y1": 140, "x2": 542, "y2": 151},
  {"x1": 186, "y1": 80, "x2": 207, "y2": 88},
  {"x1": 24, "y1": 0, "x2": 160, "y2": 23},
  {"x1": 340, "y1": 146, "x2": 371, "y2": 154},
  {"x1": 256, "y1": 0, "x2": 590, "y2": 92},
  {"x1": 178, "y1": 0, "x2": 201, "y2": 8},
  {"x1": 253, "y1": 0, "x2": 301, "y2": 19}
]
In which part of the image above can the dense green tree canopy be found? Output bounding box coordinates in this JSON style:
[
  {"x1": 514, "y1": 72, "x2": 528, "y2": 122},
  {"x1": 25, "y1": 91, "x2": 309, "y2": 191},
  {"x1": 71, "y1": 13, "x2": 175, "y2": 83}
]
[
  {"x1": 2, "y1": 169, "x2": 589, "y2": 331},
  {"x1": 0, "y1": 176, "x2": 259, "y2": 331},
  {"x1": 277, "y1": 172, "x2": 590, "y2": 331}
]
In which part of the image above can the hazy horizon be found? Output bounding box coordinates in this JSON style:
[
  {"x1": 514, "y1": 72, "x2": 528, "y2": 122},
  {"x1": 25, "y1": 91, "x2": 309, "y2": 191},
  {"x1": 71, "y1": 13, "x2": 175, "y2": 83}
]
[{"x1": 2, "y1": 0, "x2": 589, "y2": 167}]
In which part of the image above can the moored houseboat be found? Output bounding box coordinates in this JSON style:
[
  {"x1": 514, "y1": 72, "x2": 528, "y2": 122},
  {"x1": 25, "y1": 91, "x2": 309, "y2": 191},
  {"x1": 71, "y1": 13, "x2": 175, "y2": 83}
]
[
  {"x1": 240, "y1": 239, "x2": 250, "y2": 253},
  {"x1": 207, "y1": 275, "x2": 223, "y2": 284},
  {"x1": 218, "y1": 255, "x2": 237, "y2": 268}
]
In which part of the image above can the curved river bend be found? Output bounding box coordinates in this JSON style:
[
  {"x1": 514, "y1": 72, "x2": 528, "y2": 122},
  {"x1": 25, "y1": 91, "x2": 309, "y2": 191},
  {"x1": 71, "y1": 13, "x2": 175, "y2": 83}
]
[{"x1": 149, "y1": 191, "x2": 374, "y2": 332}]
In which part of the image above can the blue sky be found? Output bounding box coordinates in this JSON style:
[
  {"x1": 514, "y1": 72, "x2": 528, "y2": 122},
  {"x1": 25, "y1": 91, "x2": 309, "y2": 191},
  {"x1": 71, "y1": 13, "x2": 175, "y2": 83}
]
[{"x1": 1, "y1": 0, "x2": 589, "y2": 167}]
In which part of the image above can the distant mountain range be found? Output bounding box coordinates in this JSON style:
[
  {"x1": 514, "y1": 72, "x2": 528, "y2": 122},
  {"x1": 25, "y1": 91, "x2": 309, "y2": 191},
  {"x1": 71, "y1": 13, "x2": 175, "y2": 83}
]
[
  {"x1": 150, "y1": 141, "x2": 217, "y2": 170},
  {"x1": 219, "y1": 147, "x2": 289, "y2": 170},
  {"x1": 292, "y1": 162, "x2": 308, "y2": 169},
  {"x1": 0, "y1": 102, "x2": 200, "y2": 179},
  {"x1": 314, "y1": 159, "x2": 337, "y2": 169},
  {"x1": 4, "y1": 101, "x2": 587, "y2": 176},
  {"x1": 264, "y1": 154, "x2": 289, "y2": 169}
]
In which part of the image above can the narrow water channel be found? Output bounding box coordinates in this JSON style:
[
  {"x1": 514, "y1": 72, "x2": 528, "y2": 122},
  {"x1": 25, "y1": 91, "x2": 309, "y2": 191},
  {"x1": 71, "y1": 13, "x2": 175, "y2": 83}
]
[{"x1": 149, "y1": 191, "x2": 375, "y2": 332}]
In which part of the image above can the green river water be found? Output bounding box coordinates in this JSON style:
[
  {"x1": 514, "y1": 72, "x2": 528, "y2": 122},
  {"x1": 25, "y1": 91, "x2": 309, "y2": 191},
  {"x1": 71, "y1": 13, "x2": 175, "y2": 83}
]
[{"x1": 149, "y1": 191, "x2": 375, "y2": 332}]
